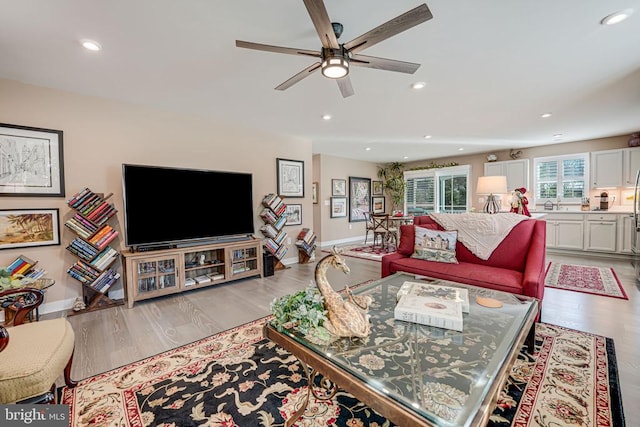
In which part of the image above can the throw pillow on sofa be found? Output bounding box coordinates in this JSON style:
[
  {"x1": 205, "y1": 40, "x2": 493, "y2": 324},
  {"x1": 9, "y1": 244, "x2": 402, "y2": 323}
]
[{"x1": 411, "y1": 226, "x2": 459, "y2": 264}]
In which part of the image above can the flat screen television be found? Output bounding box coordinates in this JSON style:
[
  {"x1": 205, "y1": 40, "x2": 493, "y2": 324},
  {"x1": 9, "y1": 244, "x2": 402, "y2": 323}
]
[{"x1": 122, "y1": 164, "x2": 254, "y2": 250}]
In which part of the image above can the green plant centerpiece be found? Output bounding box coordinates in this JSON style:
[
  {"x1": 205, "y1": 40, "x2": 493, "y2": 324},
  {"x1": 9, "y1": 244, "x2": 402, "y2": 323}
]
[
  {"x1": 270, "y1": 285, "x2": 332, "y2": 343},
  {"x1": 377, "y1": 161, "x2": 406, "y2": 213}
]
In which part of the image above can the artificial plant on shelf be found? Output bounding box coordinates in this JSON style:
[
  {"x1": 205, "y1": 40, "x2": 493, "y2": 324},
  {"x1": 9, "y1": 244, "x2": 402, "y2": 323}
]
[
  {"x1": 270, "y1": 285, "x2": 332, "y2": 343},
  {"x1": 0, "y1": 268, "x2": 34, "y2": 291},
  {"x1": 377, "y1": 161, "x2": 406, "y2": 213}
]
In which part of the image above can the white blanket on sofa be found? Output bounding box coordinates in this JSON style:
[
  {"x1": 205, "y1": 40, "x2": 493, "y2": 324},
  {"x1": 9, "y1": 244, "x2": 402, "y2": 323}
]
[{"x1": 429, "y1": 213, "x2": 529, "y2": 260}]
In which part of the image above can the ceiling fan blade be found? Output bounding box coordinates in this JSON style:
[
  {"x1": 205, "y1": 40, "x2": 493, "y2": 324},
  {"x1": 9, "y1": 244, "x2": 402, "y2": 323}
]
[
  {"x1": 302, "y1": 0, "x2": 339, "y2": 49},
  {"x1": 236, "y1": 40, "x2": 320, "y2": 58},
  {"x1": 343, "y1": 4, "x2": 433, "y2": 54},
  {"x1": 351, "y1": 54, "x2": 420, "y2": 74},
  {"x1": 275, "y1": 62, "x2": 322, "y2": 91},
  {"x1": 337, "y1": 76, "x2": 354, "y2": 98}
]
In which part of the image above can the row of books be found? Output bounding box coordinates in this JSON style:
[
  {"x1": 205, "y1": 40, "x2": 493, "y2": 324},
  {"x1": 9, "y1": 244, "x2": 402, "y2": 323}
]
[
  {"x1": 264, "y1": 240, "x2": 288, "y2": 259},
  {"x1": 262, "y1": 193, "x2": 286, "y2": 214},
  {"x1": 23, "y1": 267, "x2": 47, "y2": 280},
  {"x1": 394, "y1": 281, "x2": 470, "y2": 331},
  {"x1": 64, "y1": 213, "x2": 99, "y2": 239},
  {"x1": 90, "y1": 247, "x2": 119, "y2": 271},
  {"x1": 5, "y1": 254, "x2": 37, "y2": 277},
  {"x1": 67, "y1": 238, "x2": 100, "y2": 261},
  {"x1": 87, "y1": 225, "x2": 118, "y2": 250},
  {"x1": 91, "y1": 269, "x2": 120, "y2": 293},
  {"x1": 67, "y1": 188, "x2": 118, "y2": 226},
  {"x1": 297, "y1": 228, "x2": 315, "y2": 244},
  {"x1": 296, "y1": 228, "x2": 317, "y2": 256},
  {"x1": 260, "y1": 208, "x2": 287, "y2": 229},
  {"x1": 67, "y1": 260, "x2": 101, "y2": 284}
]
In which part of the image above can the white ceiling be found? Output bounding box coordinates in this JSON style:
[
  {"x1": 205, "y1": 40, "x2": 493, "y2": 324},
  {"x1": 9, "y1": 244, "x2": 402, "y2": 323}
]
[{"x1": 1, "y1": 0, "x2": 639, "y2": 163}]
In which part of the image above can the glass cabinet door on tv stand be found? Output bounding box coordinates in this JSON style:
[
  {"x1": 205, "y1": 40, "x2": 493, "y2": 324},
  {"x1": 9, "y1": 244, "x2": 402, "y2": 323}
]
[
  {"x1": 128, "y1": 254, "x2": 180, "y2": 305},
  {"x1": 183, "y1": 247, "x2": 226, "y2": 288}
]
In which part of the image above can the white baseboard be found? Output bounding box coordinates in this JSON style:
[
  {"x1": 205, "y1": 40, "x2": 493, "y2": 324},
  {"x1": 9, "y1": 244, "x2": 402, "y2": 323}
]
[{"x1": 319, "y1": 235, "x2": 365, "y2": 248}]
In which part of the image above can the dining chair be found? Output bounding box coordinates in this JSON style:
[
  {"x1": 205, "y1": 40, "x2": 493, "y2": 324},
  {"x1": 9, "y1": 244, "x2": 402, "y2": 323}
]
[
  {"x1": 371, "y1": 213, "x2": 398, "y2": 249},
  {"x1": 364, "y1": 212, "x2": 376, "y2": 245}
]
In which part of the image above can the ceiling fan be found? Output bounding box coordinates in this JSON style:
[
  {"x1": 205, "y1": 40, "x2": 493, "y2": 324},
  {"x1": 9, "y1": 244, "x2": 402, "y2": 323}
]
[{"x1": 236, "y1": 1, "x2": 433, "y2": 98}]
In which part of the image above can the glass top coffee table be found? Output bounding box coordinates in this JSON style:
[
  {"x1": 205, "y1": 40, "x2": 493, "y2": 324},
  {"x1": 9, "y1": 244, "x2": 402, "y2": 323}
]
[{"x1": 264, "y1": 272, "x2": 538, "y2": 427}]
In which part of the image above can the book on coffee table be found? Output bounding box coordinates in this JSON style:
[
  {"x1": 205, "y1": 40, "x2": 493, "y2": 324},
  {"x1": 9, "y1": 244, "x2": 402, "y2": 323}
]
[
  {"x1": 394, "y1": 293, "x2": 464, "y2": 331},
  {"x1": 396, "y1": 280, "x2": 470, "y2": 313}
]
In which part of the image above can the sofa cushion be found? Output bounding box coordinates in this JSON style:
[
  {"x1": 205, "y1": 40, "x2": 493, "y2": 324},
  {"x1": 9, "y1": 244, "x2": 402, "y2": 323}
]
[
  {"x1": 387, "y1": 258, "x2": 524, "y2": 295},
  {"x1": 411, "y1": 226, "x2": 458, "y2": 263},
  {"x1": 398, "y1": 223, "x2": 439, "y2": 255}
]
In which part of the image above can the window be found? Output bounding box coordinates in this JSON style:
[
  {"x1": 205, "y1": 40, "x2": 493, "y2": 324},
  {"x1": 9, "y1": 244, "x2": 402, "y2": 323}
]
[
  {"x1": 533, "y1": 153, "x2": 589, "y2": 204},
  {"x1": 404, "y1": 165, "x2": 471, "y2": 214}
]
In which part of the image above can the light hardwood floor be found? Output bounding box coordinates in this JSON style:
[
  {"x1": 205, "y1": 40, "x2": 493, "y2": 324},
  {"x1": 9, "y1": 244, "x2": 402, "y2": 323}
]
[{"x1": 49, "y1": 250, "x2": 639, "y2": 422}]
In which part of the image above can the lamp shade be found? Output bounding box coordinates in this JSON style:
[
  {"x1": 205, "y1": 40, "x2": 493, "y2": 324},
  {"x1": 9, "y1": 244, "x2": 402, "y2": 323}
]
[{"x1": 477, "y1": 176, "x2": 508, "y2": 195}]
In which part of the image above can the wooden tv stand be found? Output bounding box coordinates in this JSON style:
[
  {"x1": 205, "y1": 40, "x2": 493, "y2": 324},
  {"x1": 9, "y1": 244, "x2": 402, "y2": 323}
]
[{"x1": 121, "y1": 238, "x2": 262, "y2": 308}]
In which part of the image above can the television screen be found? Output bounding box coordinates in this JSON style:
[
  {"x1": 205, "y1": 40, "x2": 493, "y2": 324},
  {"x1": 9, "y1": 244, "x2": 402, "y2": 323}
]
[{"x1": 122, "y1": 164, "x2": 254, "y2": 249}]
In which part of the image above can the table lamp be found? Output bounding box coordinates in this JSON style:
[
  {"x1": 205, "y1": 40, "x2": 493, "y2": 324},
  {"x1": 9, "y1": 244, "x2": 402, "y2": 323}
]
[{"x1": 477, "y1": 176, "x2": 508, "y2": 214}]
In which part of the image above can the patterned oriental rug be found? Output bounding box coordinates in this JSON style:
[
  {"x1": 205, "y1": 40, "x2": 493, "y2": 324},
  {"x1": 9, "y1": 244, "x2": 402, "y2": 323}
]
[
  {"x1": 322, "y1": 244, "x2": 396, "y2": 261},
  {"x1": 545, "y1": 262, "x2": 629, "y2": 300},
  {"x1": 60, "y1": 319, "x2": 625, "y2": 426}
]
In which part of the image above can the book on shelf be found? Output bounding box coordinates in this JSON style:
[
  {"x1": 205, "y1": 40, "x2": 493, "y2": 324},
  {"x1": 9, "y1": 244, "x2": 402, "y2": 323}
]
[
  {"x1": 7, "y1": 255, "x2": 37, "y2": 277},
  {"x1": 396, "y1": 281, "x2": 470, "y2": 313},
  {"x1": 273, "y1": 229, "x2": 287, "y2": 245},
  {"x1": 194, "y1": 275, "x2": 211, "y2": 284},
  {"x1": 273, "y1": 215, "x2": 287, "y2": 230},
  {"x1": 275, "y1": 244, "x2": 288, "y2": 260},
  {"x1": 260, "y1": 223, "x2": 278, "y2": 238},
  {"x1": 184, "y1": 277, "x2": 196, "y2": 287},
  {"x1": 394, "y1": 293, "x2": 464, "y2": 331}
]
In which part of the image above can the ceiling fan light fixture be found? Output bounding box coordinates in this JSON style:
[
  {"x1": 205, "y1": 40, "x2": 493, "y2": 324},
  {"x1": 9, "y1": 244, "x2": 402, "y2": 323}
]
[{"x1": 321, "y1": 56, "x2": 349, "y2": 79}]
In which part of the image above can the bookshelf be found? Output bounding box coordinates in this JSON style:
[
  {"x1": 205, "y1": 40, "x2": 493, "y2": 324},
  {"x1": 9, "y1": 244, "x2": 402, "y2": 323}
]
[
  {"x1": 121, "y1": 239, "x2": 262, "y2": 308},
  {"x1": 65, "y1": 188, "x2": 124, "y2": 315},
  {"x1": 259, "y1": 193, "x2": 288, "y2": 270},
  {"x1": 296, "y1": 228, "x2": 317, "y2": 264}
]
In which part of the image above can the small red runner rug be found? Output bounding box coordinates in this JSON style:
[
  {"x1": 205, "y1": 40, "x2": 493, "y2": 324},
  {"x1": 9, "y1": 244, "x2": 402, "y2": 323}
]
[
  {"x1": 544, "y1": 262, "x2": 628, "y2": 299},
  {"x1": 323, "y1": 244, "x2": 395, "y2": 261}
]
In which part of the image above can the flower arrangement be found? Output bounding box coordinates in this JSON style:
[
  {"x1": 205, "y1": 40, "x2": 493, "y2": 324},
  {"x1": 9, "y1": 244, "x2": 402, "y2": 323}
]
[{"x1": 270, "y1": 285, "x2": 331, "y2": 340}]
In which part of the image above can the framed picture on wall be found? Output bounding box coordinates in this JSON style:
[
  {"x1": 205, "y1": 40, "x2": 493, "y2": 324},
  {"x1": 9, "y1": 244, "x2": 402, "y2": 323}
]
[
  {"x1": 0, "y1": 208, "x2": 61, "y2": 250},
  {"x1": 0, "y1": 123, "x2": 65, "y2": 197},
  {"x1": 312, "y1": 182, "x2": 318, "y2": 204},
  {"x1": 332, "y1": 179, "x2": 346, "y2": 196},
  {"x1": 372, "y1": 196, "x2": 385, "y2": 213},
  {"x1": 349, "y1": 176, "x2": 371, "y2": 222},
  {"x1": 330, "y1": 197, "x2": 347, "y2": 218},
  {"x1": 372, "y1": 180, "x2": 383, "y2": 196},
  {"x1": 285, "y1": 204, "x2": 302, "y2": 226},
  {"x1": 277, "y1": 158, "x2": 304, "y2": 198}
]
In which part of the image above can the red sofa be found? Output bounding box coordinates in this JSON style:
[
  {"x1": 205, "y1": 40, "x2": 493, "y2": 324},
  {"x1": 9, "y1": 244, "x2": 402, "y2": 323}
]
[{"x1": 381, "y1": 215, "x2": 546, "y2": 304}]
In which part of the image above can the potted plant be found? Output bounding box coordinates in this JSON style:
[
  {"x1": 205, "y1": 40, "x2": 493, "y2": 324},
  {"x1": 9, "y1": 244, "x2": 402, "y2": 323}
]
[
  {"x1": 270, "y1": 286, "x2": 332, "y2": 342},
  {"x1": 377, "y1": 162, "x2": 406, "y2": 214}
]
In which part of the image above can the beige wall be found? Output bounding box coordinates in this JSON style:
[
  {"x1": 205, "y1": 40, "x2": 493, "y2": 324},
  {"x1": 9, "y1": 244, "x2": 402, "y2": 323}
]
[
  {"x1": 315, "y1": 154, "x2": 380, "y2": 245},
  {"x1": 0, "y1": 78, "x2": 313, "y2": 312},
  {"x1": 404, "y1": 135, "x2": 633, "y2": 211}
]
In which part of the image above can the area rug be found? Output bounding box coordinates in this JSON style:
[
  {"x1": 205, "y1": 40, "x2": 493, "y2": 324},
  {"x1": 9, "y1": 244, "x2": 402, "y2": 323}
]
[
  {"x1": 323, "y1": 244, "x2": 395, "y2": 261},
  {"x1": 544, "y1": 262, "x2": 629, "y2": 300},
  {"x1": 60, "y1": 319, "x2": 625, "y2": 426}
]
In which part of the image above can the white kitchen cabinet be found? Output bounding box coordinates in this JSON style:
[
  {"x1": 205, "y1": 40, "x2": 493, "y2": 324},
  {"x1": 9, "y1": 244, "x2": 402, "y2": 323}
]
[
  {"x1": 591, "y1": 149, "x2": 623, "y2": 188},
  {"x1": 584, "y1": 214, "x2": 617, "y2": 252},
  {"x1": 545, "y1": 213, "x2": 584, "y2": 250},
  {"x1": 622, "y1": 148, "x2": 640, "y2": 187},
  {"x1": 484, "y1": 159, "x2": 529, "y2": 191},
  {"x1": 618, "y1": 213, "x2": 635, "y2": 253}
]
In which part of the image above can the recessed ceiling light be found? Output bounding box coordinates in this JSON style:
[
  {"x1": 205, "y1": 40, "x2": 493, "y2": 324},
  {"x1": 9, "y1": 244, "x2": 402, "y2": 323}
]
[
  {"x1": 412, "y1": 82, "x2": 426, "y2": 90},
  {"x1": 80, "y1": 39, "x2": 102, "y2": 51},
  {"x1": 423, "y1": 135, "x2": 432, "y2": 139},
  {"x1": 541, "y1": 112, "x2": 552, "y2": 118},
  {"x1": 601, "y1": 9, "x2": 634, "y2": 25},
  {"x1": 458, "y1": 148, "x2": 464, "y2": 151},
  {"x1": 553, "y1": 133, "x2": 563, "y2": 139},
  {"x1": 321, "y1": 114, "x2": 332, "y2": 120},
  {"x1": 365, "y1": 147, "x2": 371, "y2": 151},
  {"x1": 403, "y1": 156, "x2": 409, "y2": 159}
]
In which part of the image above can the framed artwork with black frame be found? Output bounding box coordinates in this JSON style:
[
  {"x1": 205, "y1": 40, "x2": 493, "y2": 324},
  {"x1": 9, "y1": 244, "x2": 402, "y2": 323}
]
[
  {"x1": 277, "y1": 158, "x2": 304, "y2": 198},
  {"x1": 312, "y1": 182, "x2": 318, "y2": 204},
  {"x1": 372, "y1": 180, "x2": 383, "y2": 196},
  {"x1": 0, "y1": 208, "x2": 61, "y2": 250},
  {"x1": 330, "y1": 197, "x2": 347, "y2": 218},
  {"x1": 331, "y1": 179, "x2": 346, "y2": 196},
  {"x1": 349, "y1": 176, "x2": 371, "y2": 222},
  {"x1": 0, "y1": 123, "x2": 65, "y2": 197},
  {"x1": 372, "y1": 196, "x2": 386, "y2": 214},
  {"x1": 285, "y1": 204, "x2": 302, "y2": 226}
]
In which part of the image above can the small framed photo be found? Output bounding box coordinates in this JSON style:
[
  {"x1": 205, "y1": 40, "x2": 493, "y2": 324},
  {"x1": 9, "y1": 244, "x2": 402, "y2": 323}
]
[
  {"x1": 349, "y1": 176, "x2": 371, "y2": 222},
  {"x1": 0, "y1": 208, "x2": 61, "y2": 250},
  {"x1": 0, "y1": 123, "x2": 65, "y2": 197},
  {"x1": 312, "y1": 182, "x2": 318, "y2": 204},
  {"x1": 277, "y1": 158, "x2": 304, "y2": 198},
  {"x1": 330, "y1": 197, "x2": 347, "y2": 218},
  {"x1": 372, "y1": 180, "x2": 383, "y2": 196},
  {"x1": 372, "y1": 196, "x2": 386, "y2": 213},
  {"x1": 332, "y1": 179, "x2": 346, "y2": 196},
  {"x1": 285, "y1": 204, "x2": 302, "y2": 226}
]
